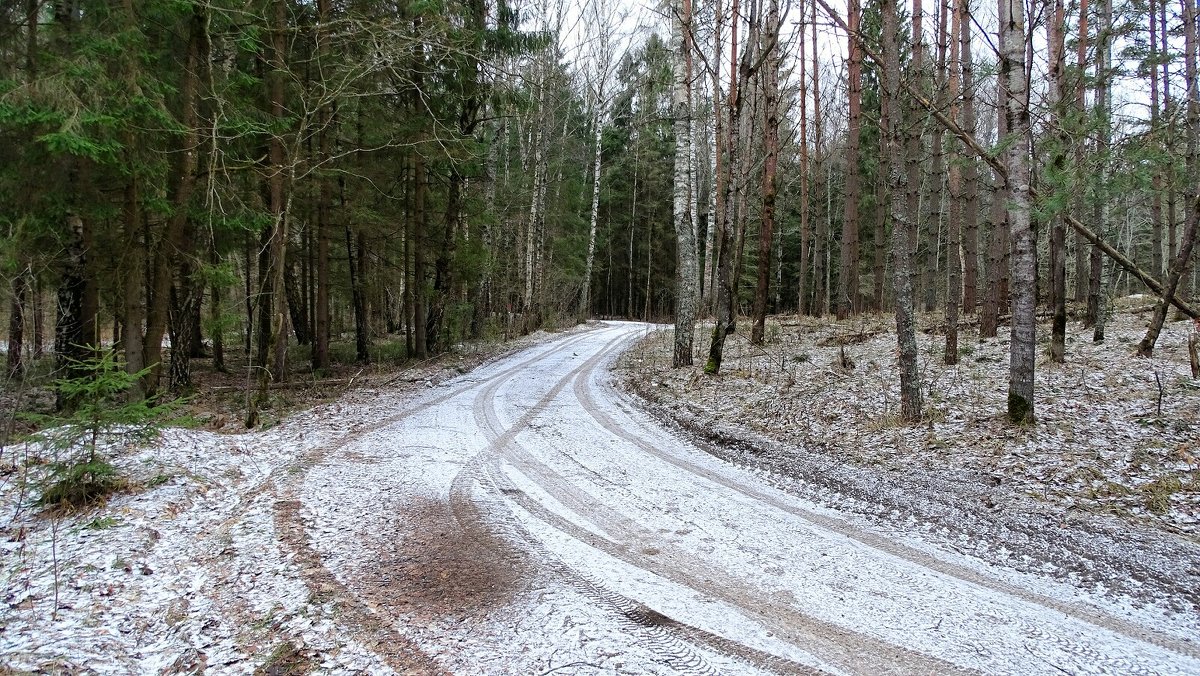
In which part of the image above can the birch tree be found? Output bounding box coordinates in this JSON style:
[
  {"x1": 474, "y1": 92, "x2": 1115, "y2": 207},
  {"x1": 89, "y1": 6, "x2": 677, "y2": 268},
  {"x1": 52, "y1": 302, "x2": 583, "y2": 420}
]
[
  {"x1": 1001, "y1": 0, "x2": 1035, "y2": 423},
  {"x1": 581, "y1": 0, "x2": 624, "y2": 320},
  {"x1": 672, "y1": 0, "x2": 700, "y2": 366}
]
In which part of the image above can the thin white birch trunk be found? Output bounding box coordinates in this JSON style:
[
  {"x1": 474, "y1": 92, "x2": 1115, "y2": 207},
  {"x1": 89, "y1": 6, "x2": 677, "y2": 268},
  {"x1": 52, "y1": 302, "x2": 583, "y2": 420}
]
[
  {"x1": 583, "y1": 100, "x2": 603, "y2": 318},
  {"x1": 1002, "y1": 0, "x2": 1035, "y2": 422},
  {"x1": 672, "y1": 0, "x2": 699, "y2": 367}
]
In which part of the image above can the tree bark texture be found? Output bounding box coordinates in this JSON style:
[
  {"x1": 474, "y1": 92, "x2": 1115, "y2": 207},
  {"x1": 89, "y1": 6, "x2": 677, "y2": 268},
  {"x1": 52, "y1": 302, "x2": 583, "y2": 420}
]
[
  {"x1": 883, "y1": 0, "x2": 922, "y2": 421},
  {"x1": 945, "y1": 0, "x2": 961, "y2": 365},
  {"x1": 960, "y1": 0, "x2": 979, "y2": 314},
  {"x1": 1001, "y1": 0, "x2": 1035, "y2": 423},
  {"x1": 751, "y1": 0, "x2": 781, "y2": 345},
  {"x1": 1048, "y1": 0, "x2": 1067, "y2": 364},
  {"x1": 672, "y1": 0, "x2": 699, "y2": 366},
  {"x1": 837, "y1": 0, "x2": 863, "y2": 320}
]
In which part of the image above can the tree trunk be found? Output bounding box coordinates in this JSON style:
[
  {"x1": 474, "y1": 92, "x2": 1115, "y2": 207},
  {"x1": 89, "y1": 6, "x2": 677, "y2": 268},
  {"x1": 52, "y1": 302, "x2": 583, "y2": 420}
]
[
  {"x1": 1088, "y1": 0, "x2": 1112, "y2": 341},
  {"x1": 837, "y1": 0, "x2": 863, "y2": 320},
  {"x1": 7, "y1": 275, "x2": 27, "y2": 377},
  {"x1": 55, "y1": 213, "x2": 89, "y2": 370},
  {"x1": 347, "y1": 224, "x2": 371, "y2": 363},
  {"x1": 430, "y1": 166, "x2": 462, "y2": 352},
  {"x1": 210, "y1": 239, "x2": 226, "y2": 373},
  {"x1": 413, "y1": 151, "x2": 429, "y2": 357},
  {"x1": 284, "y1": 260, "x2": 308, "y2": 345},
  {"x1": 1001, "y1": 0, "x2": 1035, "y2": 423},
  {"x1": 1150, "y1": 0, "x2": 1164, "y2": 280},
  {"x1": 883, "y1": 0, "x2": 922, "y2": 421},
  {"x1": 673, "y1": 0, "x2": 699, "y2": 365},
  {"x1": 583, "y1": 100, "x2": 603, "y2": 319},
  {"x1": 32, "y1": 278, "x2": 43, "y2": 360},
  {"x1": 751, "y1": 0, "x2": 781, "y2": 344},
  {"x1": 122, "y1": 178, "x2": 146, "y2": 400},
  {"x1": 798, "y1": 1, "x2": 810, "y2": 314},
  {"x1": 945, "y1": 0, "x2": 961, "y2": 365},
  {"x1": 981, "y1": 49, "x2": 1008, "y2": 340},
  {"x1": 1137, "y1": 0, "x2": 1199, "y2": 357},
  {"x1": 873, "y1": 162, "x2": 887, "y2": 311},
  {"x1": 1074, "y1": 0, "x2": 1091, "y2": 305},
  {"x1": 247, "y1": 0, "x2": 290, "y2": 427},
  {"x1": 905, "y1": 0, "x2": 927, "y2": 321},
  {"x1": 167, "y1": 277, "x2": 200, "y2": 392},
  {"x1": 705, "y1": 0, "x2": 725, "y2": 315},
  {"x1": 312, "y1": 0, "x2": 332, "y2": 371},
  {"x1": 1048, "y1": 0, "x2": 1067, "y2": 364},
  {"x1": 925, "y1": 0, "x2": 949, "y2": 317},
  {"x1": 143, "y1": 4, "x2": 204, "y2": 395},
  {"x1": 810, "y1": 11, "x2": 826, "y2": 316},
  {"x1": 706, "y1": 0, "x2": 753, "y2": 374},
  {"x1": 960, "y1": 0, "x2": 979, "y2": 314},
  {"x1": 1163, "y1": 0, "x2": 1177, "y2": 272}
]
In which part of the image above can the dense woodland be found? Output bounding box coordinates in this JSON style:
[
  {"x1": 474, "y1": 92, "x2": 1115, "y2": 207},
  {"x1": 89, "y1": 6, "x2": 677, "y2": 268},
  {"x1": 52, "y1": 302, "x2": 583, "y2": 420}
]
[{"x1": 1, "y1": 0, "x2": 1198, "y2": 425}]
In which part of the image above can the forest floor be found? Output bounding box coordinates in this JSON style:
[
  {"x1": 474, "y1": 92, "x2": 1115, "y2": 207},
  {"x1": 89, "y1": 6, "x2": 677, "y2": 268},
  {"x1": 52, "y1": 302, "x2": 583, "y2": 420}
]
[
  {"x1": 1, "y1": 307, "x2": 1198, "y2": 674},
  {"x1": 620, "y1": 297, "x2": 1200, "y2": 540}
]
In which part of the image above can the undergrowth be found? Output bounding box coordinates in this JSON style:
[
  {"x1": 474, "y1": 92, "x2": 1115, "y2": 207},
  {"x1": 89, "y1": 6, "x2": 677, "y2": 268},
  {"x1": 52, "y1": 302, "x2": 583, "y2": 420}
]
[{"x1": 24, "y1": 350, "x2": 176, "y2": 510}]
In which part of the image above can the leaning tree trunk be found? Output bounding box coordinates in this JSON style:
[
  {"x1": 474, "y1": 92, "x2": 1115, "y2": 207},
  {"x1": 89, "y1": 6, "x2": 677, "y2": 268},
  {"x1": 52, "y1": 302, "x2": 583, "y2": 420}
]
[{"x1": 1002, "y1": 0, "x2": 1035, "y2": 423}]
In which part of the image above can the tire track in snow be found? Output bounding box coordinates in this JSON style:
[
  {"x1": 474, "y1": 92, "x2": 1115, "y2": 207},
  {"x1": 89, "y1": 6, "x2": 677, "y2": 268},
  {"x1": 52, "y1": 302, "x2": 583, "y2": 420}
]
[
  {"x1": 571, "y1": 345, "x2": 1200, "y2": 665},
  {"x1": 450, "y1": 331, "x2": 748, "y2": 675},
  {"x1": 462, "y1": 332, "x2": 968, "y2": 674},
  {"x1": 452, "y1": 328, "x2": 963, "y2": 675},
  {"x1": 268, "y1": 327, "x2": 606, "y2": 672}
]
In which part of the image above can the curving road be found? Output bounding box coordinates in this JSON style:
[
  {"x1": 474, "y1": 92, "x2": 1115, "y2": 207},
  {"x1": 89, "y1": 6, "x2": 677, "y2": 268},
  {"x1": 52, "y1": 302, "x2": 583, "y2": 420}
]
[{"x1": 277, "y1": 322, "x2": 1200, "y2": 675}]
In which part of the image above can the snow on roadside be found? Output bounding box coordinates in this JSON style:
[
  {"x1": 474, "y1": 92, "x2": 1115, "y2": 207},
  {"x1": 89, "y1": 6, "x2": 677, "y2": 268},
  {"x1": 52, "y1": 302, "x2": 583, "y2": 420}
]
[
  {"x1": 0, "y1": 421, "x2": 395, "y2": 673},
  {"x1": 0, "y1": 327, "x2": 583, "y2": 673},
  {"x1": 617, "y1": 308, "x2": 1200, "y2": 612}
]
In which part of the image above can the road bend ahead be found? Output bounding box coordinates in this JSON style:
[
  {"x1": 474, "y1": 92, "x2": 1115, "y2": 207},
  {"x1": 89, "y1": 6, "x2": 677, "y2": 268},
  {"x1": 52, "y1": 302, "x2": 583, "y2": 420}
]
[{"x1": 278, "y1": 321, "x2": 1200, "y2": 675}]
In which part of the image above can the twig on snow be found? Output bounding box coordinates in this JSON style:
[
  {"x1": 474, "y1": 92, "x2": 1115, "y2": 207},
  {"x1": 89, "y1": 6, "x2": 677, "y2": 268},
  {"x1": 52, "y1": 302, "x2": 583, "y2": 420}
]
[{"x1": 540, "y1": 661, "x2": 601, "y2": 675}]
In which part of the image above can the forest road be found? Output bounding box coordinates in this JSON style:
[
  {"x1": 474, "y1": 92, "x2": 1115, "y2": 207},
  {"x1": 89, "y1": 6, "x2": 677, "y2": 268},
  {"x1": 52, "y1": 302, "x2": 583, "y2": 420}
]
[{"x1": 277, "y1": 321, "x2": 1200, "y2": 675}]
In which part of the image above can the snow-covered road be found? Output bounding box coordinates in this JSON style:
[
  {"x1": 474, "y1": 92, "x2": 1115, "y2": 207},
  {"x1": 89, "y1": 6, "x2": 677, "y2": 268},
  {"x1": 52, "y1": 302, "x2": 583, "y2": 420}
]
[{"x1": 285, "y1": 321, "x2": 1200, "y2": 675}]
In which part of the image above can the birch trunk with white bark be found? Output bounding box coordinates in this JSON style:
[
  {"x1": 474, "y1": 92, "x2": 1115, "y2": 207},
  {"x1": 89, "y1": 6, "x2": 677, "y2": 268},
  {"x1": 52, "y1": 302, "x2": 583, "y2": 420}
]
[
  {"x1": 1002, "y1": 0, "x2": 1035, "y2": 423},
  {"x1": 672, "y1": 0, "x2": 699, "y2": 366}
]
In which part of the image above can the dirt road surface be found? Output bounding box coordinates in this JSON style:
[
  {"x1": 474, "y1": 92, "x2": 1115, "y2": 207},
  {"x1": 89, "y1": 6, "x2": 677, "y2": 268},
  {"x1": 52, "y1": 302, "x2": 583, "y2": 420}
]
[{"x1": 280, "y1": 321, "x2": 1200, "y2": 674}]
